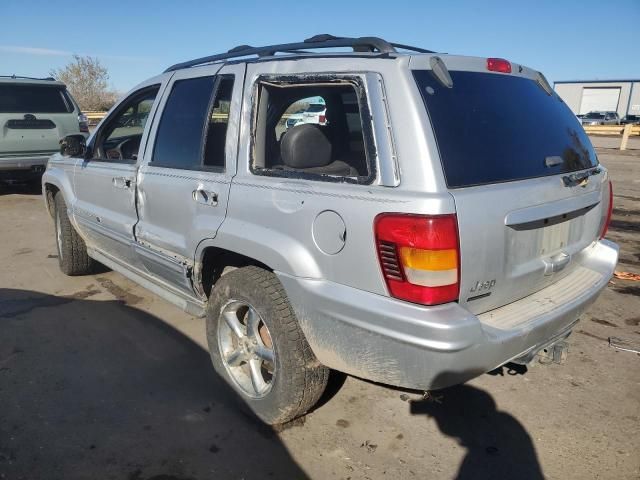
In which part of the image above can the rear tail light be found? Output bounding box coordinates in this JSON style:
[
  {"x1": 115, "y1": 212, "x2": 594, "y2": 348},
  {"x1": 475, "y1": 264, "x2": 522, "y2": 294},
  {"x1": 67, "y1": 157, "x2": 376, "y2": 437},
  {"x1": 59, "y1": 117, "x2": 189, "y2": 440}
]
[
  {"x1": 375, "y1": 214, "x2": 460, "y2": 305},
  {"x1": 599, "y1": 180, "x2": 613, "y2": 239},
  {"x1": 319, "y1": 114, "x2": 326, "y2": 123},
  {"x1": 78, "y1": 113, "x2": 89, "y2": 133},
  {"x1": 486, "y1": 58, "x2": 512, "y2": 73}
]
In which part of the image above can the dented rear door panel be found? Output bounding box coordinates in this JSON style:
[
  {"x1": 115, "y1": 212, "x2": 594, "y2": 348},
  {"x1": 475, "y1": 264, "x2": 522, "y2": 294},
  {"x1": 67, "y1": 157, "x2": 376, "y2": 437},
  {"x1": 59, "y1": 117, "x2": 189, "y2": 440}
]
[{"x1": 134, "y1": 63, "x2": 244, "y2": 294}]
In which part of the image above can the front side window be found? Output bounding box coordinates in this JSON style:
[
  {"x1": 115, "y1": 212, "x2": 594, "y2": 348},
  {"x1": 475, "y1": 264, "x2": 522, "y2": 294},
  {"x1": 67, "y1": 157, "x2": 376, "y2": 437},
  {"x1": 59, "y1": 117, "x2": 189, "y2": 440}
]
[
  {"x1": 252, "y1": 77, "x2": 373, "y2": 183},
  {"x1": 95, "y1": 86, "x2": 159, "y2": 161},
  {"x1": 152, "y1": 75, "x2": 234, "y2": 170}
]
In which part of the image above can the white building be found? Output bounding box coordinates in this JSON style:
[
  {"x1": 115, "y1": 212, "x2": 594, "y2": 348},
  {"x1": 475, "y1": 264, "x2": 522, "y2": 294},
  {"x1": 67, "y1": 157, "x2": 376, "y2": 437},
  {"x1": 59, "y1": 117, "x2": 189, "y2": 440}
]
[{"x1": 554, "y1": 79, "x2": 640, "y2": 117}]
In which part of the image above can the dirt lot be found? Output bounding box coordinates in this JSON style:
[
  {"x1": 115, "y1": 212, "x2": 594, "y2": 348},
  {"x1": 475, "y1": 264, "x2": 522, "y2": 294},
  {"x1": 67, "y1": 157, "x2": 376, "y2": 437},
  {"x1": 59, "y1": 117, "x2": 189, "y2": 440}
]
[{"x1": 1, "y1": 148, "x2": 639, "y2": 480}]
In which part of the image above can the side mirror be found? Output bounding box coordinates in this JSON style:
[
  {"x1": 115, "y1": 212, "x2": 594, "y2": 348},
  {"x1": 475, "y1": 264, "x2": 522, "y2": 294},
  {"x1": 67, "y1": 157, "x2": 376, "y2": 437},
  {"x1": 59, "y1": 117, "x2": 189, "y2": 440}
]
[{"x1": 60, "y1": 134, "x2": 88, "y2": 158}]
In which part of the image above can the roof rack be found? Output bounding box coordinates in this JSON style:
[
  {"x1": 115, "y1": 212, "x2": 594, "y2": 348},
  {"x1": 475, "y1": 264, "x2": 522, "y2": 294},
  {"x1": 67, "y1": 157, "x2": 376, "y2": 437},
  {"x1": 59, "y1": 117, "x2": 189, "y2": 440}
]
[
  {"x1": 164, "y1": 34, "x2": 434, "y2": 72},
  {"x1": 0, "y1": 75, "x2": 57, "y2": 81}
]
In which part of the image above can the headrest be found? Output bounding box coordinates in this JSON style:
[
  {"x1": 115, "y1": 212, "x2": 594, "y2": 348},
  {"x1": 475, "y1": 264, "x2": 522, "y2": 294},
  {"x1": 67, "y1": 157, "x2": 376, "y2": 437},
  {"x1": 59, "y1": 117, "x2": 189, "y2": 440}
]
[{"x1": 281, "y1": 124, "x2": 332, "y2": 169}]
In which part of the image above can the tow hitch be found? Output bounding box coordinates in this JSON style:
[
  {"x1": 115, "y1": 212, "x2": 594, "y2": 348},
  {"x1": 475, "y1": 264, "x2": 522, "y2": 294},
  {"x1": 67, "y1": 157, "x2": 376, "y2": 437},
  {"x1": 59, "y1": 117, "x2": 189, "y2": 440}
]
[{"x1": 536, "y1": 340, "x2": 569, "y2": 365}]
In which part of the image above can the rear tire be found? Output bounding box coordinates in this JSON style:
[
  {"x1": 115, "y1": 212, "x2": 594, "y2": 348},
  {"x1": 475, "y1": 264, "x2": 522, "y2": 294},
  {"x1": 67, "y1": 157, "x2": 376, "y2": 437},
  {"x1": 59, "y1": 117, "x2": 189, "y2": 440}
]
[
  {"x1": 206, "y1": 266, "x2": 329, "y2": 425},
  {"x1": 53, "y1": 193, "x2": 95, "y2": 276}
]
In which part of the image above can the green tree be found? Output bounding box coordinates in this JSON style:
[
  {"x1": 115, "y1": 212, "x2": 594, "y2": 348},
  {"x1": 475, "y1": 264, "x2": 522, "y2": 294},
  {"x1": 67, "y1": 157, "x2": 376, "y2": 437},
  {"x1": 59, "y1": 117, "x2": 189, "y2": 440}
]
[{"x1": 50, "y1": 55, "x2": 118, "y2": 111}]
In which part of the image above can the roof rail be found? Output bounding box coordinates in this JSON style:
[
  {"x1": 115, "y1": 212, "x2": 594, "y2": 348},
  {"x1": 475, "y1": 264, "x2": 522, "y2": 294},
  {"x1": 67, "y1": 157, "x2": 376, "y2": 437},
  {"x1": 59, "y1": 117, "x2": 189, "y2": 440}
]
[
  {"x1": 390, "y1": 43, "x2": 435, "y2": 54},
  {"x1": 0, "y1": 75, "x2": 57, "y2": 81},
  {"x1": 164, "y1": 34, "x2": 434, "y2": 72}
]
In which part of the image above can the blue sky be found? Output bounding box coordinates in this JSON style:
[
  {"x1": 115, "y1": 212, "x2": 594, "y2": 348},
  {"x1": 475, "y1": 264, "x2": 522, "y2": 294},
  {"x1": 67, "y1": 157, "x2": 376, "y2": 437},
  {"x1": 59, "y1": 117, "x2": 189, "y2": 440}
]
[{"x1": 2, "y1": 0, "x2": 639, "y2": 93}]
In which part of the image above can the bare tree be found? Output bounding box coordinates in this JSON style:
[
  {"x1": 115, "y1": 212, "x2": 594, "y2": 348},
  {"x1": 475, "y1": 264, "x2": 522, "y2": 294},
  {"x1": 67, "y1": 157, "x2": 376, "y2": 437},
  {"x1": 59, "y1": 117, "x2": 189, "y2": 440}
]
[{"x1": 50, "y1": 55, "x2": 118, "y2": 111}]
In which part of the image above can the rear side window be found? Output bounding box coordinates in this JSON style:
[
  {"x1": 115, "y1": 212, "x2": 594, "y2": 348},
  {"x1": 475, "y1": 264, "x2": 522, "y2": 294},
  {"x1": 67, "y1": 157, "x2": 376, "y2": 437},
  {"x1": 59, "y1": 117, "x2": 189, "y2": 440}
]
[
  {"x1": 413, "y1": 71, "x2": 598, "y2": 188},
  {"x1": 153, "y1": 76, "x2": 214, "y2": 169},
  {"x1": 0, "y1": 84, "x2": 72, "y2": 113},
  {"x1": 203, "y1": 77, "x2": 234, "y2": 168},
  {"x1": 152, "y1": 76, "x2": 233, "y2": 170}
]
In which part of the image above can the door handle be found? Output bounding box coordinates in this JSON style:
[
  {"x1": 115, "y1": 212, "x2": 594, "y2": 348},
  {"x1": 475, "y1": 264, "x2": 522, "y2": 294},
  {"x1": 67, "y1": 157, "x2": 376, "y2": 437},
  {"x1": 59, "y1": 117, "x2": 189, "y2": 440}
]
[
  {"x1": 192, "y1": 187, "x2": 218, "y2": 206},
  {"x1": 543, "y1": 252, "x2": 571, "y2": 276},
  {"x1": 112, "y1": 176, "x2": 133, "y2": 189}
]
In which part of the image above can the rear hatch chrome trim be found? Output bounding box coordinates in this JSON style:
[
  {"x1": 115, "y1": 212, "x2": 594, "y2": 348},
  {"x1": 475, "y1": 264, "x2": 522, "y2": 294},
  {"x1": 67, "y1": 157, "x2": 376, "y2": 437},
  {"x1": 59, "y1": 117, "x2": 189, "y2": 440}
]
[{"x1": 504, "y1": 189, "x2": 601, "y2": 226}]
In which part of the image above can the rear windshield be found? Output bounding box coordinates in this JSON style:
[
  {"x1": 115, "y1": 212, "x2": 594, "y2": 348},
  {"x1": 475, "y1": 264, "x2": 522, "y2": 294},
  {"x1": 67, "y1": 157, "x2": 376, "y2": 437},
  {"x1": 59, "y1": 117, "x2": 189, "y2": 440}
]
[
  {"x1": 0, "y1": 84, "x2": 72, "y2": 113},
  {"x1": 585, "y1": 112, "x2": 605, "y2": 119},
  {"x1": 414, "y1": 70, "x2": 598, "y2": 188}
]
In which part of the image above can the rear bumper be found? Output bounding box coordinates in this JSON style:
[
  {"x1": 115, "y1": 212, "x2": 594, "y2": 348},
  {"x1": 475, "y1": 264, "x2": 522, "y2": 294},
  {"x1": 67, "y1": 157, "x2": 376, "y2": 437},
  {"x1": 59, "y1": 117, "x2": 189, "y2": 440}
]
[
  {"x1": 278, "y1": 239, "x2": 618, "y2": 390},
  {"x1": 0, "y1": 154, "x2": 52, "y2": 181},
  {"x1": 0, "y1": 154, "x2": 52, "y2": 170}
]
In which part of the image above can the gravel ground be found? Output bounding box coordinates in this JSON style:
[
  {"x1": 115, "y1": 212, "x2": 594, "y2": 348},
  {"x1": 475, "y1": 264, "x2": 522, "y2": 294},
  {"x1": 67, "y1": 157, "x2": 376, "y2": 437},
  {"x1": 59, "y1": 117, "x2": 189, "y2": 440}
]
[
  {"x1": 0, "y1": 147, "x2": 638, "y2": 480},
  {"x1": 589, "y1": 135, "x2": 640, "y2": 151}
]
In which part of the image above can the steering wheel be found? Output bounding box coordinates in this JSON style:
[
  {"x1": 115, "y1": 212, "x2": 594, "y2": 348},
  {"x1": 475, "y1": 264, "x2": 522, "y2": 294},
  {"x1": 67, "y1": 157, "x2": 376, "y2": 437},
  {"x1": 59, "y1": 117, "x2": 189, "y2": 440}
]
[{"x1": 105, "y1": 138, "x2": 138, "y2": 161}]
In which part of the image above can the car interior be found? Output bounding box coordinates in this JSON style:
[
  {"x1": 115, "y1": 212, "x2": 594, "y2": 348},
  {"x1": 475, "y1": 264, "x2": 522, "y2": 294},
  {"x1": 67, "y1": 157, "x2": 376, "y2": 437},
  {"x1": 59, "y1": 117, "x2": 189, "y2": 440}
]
[
  {"x1": 253, "y1": 81, "x2": 370, "y2": 179},
  {"x1": 95, "y1": 87, "x2": 159, "y2": 161}
]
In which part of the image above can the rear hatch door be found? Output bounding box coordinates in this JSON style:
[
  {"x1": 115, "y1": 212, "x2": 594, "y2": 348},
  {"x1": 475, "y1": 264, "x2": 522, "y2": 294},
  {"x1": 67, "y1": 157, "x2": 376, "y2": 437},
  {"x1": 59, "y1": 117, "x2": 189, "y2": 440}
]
[
  {"x1": 0, "y1": 82, "x2": 78, "y2": 156},
  {"x1": 413, "y1": 63, "x2": 607, "y2": 315}
]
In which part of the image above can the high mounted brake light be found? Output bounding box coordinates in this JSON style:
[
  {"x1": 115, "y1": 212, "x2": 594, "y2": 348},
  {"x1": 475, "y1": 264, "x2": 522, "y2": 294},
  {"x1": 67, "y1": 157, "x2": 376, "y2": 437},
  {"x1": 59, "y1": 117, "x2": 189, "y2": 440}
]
[
  {"x1": 487, "y1": 58, "x2": 512, "y2": 73},
  {"x1": 375, "y1": 214, "x2": 460, "y2": 305}
]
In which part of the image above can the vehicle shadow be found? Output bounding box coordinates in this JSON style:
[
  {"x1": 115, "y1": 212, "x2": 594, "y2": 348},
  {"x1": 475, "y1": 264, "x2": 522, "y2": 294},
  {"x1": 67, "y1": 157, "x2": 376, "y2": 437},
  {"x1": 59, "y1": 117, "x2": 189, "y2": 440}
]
[
  {"x1": 410, "y1": 372, "x2": 544, "y2": 480},
  {"x1": 0, "y1": 180, "x2": 42, "y2": 196},
  {"x1": 486, "y1": 362, "x2": 528, "y2": 377},
  {"x1": 0, "y1": 288, "x2": 308, "y2": 480}
]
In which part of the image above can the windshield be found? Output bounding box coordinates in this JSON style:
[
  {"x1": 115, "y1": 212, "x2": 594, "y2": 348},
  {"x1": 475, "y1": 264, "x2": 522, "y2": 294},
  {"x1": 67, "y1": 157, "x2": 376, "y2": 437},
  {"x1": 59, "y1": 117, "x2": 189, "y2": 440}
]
[
  {"x1": 585, "y1": 112, "x2": 605, "y2": 119},
  {"x1": 414, "y1": 70, "x2": 598, "y2": 188},
  {"x1": 0, "y1": 84, "x2": 72, "y2": 113},
  {"x1": 306, "y1": 104, "x2": 325, "y2": 113}
]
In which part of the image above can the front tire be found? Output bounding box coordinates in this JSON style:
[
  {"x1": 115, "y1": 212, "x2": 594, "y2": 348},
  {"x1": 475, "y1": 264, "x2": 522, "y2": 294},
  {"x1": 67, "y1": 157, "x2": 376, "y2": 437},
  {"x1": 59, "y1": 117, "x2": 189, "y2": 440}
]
[
  {"x1": 53, "y1": 193, "x2": 95, "y2": 276},
  {"x1": 206, "y1": 266, "x2": 329, "y2": 425}
]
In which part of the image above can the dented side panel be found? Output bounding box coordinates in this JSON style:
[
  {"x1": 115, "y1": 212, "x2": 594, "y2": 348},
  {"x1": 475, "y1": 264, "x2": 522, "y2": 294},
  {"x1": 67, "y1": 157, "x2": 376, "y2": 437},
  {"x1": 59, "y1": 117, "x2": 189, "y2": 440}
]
[
  {"x1": 73, "y1": 159, "x2": 142, "y2": 268},
  {"x1": 69, "y1": 74, "x2": 173, "y2": 272}
]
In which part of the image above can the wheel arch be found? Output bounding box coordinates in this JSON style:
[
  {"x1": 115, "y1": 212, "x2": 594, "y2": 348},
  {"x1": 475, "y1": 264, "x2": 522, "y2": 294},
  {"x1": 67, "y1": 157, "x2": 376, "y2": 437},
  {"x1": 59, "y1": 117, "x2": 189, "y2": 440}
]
[
  {"x1": 193, "y1": 224, "x2": 322, "y2": 298},
  {"x1": 43, "y1": 169, "x2": 75, "y2": 219},
  {"x1": 44, "y1": 182, "x2": 60, "y2": 218},
  {"x1": 193, "y1": 243, "x2": 273, "y2": 299}
]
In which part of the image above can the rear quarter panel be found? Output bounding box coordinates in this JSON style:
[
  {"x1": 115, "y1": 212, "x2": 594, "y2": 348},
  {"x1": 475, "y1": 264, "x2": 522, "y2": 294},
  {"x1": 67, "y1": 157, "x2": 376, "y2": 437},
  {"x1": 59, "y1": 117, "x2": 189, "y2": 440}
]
[{"x1": 216, "y1": 57, "x2": 456, "y2": 295}]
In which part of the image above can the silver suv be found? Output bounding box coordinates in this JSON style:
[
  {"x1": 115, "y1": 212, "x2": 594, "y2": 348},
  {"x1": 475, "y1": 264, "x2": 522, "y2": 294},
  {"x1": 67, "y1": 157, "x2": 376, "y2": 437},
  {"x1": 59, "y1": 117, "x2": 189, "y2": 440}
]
[
  {"x1": 581, "y1": 111, "x2": 620, "y2": 125},
  {"x1": 0, "y1": 76, "x2": 87, "y2": 184},
  {"x1": 42, "y1": 35, "x2": 618, "y2": 425}
]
